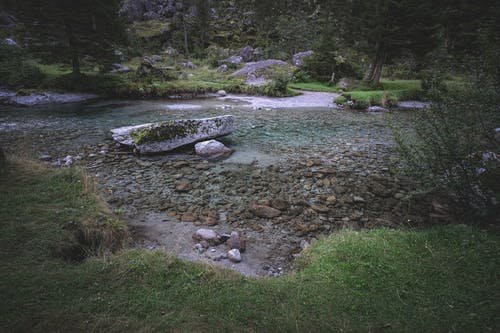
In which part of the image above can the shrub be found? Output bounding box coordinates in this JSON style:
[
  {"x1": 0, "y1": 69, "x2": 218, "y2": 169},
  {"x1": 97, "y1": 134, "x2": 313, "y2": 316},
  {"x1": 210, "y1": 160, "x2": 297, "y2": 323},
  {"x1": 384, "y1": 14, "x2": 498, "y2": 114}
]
[
  {"x1": 0, "y1": 43, "x2": 44, "y2": 88},
  {"x1": 334, "y1": 95, "x2": 347, "y2": 105},
  {"x1": 261, "y1": 69, "x2": 293, "y2": 97},
  {"x1": 394, "y1": 75, "x2": 500, "y2": 223},
  {"x1": 302, "y1": 51, "x2": 363, "y2": 83},
  {"x1": 293, "y1": 69, "x2": 313, "y2": 83}
]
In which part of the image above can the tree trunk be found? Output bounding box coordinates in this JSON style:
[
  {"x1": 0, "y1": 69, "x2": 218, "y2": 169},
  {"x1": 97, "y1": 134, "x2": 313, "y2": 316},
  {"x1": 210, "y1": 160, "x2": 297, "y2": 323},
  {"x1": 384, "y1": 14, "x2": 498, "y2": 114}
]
[
  {"x1": 183, "y1": 21, "x2": 189, "y2": 58},
  {"x1": 372, "y1": 51, "x2": 387, "y2": 84},
  {"x1": 65, "y1": 22, "x2": 80, "y2": 74},
  {"x1": 364, "y1": 42, "x2": 386, "y2": 84}
]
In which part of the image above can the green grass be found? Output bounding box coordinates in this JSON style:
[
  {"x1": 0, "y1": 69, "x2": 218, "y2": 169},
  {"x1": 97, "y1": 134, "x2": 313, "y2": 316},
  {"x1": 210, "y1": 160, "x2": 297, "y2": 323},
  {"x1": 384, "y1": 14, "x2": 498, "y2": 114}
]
[
  {"x1": 289, "y1": 81, "x2": 339, "y2": 92},
  {"x1": 379, "y1": 79, "x2": 421, "y2": 91},
  {"x1": 1, "y1": 158, "x2": 499, "y2": 332},
  {"x1": 24, "y1": 60, "x2": 298, "y2": 98},
  {"x1": 336, "y1": 79, "x2": 423, "y2": 108}
]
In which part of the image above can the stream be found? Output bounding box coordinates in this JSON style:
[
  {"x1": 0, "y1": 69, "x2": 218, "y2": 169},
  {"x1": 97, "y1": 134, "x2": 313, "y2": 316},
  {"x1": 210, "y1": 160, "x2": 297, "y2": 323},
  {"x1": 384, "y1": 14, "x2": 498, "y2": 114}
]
[{"x1": 0, "y1": 92, "x2": 419, "y2": 277}]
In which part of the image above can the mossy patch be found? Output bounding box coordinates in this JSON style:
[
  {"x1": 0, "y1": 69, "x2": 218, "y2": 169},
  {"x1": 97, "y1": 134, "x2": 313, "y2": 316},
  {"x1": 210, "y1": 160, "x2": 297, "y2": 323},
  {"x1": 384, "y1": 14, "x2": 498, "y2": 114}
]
[
  {"x1": 132, "y1": 20, "x2": 170, "y2": 39},
  {"x1": 131, "y1": 120, "x2": 201, "y2": 145}
]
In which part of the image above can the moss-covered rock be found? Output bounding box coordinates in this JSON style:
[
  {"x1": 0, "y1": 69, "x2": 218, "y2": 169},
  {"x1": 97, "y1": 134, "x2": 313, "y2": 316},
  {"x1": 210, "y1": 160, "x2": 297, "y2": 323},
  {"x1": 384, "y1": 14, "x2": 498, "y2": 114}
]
[{"x1": 111, "y1": 115, "x2": 235, "y2": 154}]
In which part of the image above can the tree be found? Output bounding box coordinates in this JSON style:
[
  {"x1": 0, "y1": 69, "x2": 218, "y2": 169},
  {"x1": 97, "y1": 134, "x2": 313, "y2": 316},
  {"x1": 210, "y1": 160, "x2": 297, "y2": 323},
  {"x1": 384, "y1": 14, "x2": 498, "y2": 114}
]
[
  {"x1": 5, "y1": 0, "x2": 125, "y2": 74},
  {"x1": 333, "y1": 0, "x2": 441, "y2": 84},
  {"x1": 275, "y1": 15, "x2": 314, "y2": 55},
  {"x1": 440, "y1": 0, "x2": 500, "y2": 81}
]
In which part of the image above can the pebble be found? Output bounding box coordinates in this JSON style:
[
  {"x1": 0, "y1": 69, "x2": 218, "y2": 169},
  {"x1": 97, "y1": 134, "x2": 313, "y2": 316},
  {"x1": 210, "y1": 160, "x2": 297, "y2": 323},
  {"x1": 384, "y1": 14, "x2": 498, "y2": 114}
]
[
  {"x1": 326, "y1": 195, "x2": 337, "y2": 204},
  {"x1": 63, "y1": 155, "x2": 74, "y2": 166},
  {"x1": 227, "y1": 231, "x2": 246, "y2": 252},
  {"x1": 194, "y1": 243, "x2": 206, "y2": 253},
  {"x1": 227, "y1": 249, "x2": 242, "y2": 263},
  {"x1": 175, "y1": 180, "x2": 191, "y2": 192},
  {"x1": 310, "y1": 204, "x2": 329, "y2": 213},
  {"x1": 249, "y1": 203, "x2": 281, "y2": 218},
  {"x1": 173, "y1": 161, "x2": 189, "y2": 168},
  {"x1": 39, "y1": 155, "x2": 52, "y2": 161},
  {"x1": 353, "y1": 196, "x2": 366, "y2": 203},
  {"x1": 192, "y1": 228, "x2": 220, "y2": 245}
]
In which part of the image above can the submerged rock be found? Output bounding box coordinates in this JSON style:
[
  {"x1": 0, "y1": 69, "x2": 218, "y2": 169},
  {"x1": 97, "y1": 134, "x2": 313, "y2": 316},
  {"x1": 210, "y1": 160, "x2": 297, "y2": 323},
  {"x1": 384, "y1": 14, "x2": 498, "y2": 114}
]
[
  {"x1": 227, "y1": 231, "x2": 246, "y2": 252},
  {"x1": 367, "y1": 106, "x2": 389, "y2": 113},
  {"x1": 110, "y1": 115, "x2": 234, "y2": 154},
  {"x1": 195, "y1": 140, "x2": 232, "y2": 158},
  {"x1": 4, "y1": 91, "x2": 99, "y2": 106},
  {"x1": 249, "y1": 203, "x2": 282, "y2": 218},
  {"x1": 192, "y1": 228, "x2": 220, "y2": 246}
]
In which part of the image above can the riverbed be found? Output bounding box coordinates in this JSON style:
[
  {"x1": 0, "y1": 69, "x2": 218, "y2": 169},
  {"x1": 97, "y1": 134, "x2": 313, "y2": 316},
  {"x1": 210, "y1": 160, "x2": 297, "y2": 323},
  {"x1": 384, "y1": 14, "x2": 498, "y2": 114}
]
[{"x1": 0, "y1": 92, "x2": 419, "y2": 276}]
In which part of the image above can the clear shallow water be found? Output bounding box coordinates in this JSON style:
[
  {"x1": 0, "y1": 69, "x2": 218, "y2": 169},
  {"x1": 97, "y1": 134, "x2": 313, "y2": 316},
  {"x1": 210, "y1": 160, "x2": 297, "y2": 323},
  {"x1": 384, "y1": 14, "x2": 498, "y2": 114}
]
[
  {"x1": 0, "y1": 96, "x2": 410, "y2": 161},
  {"x1": 0, "y1": 95, "x2": 415, "y2": 276}
]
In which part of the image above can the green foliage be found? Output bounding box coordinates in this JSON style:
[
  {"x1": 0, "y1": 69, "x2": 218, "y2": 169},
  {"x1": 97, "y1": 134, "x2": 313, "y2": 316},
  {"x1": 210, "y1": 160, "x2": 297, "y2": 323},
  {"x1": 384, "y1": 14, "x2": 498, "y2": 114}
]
[
  {"x1": 269, "y1": 70, "x2": 292, "y2": 95},
  {"x1": 5, "y1": 0, "x2": 126, "y2": 73},
  {"x1": 394, "y1": 75, "x2": 500, "y2": 222},
  {"x1": 337, "y1": 80, "x2": 422, "y2": 109},
  {"x1": 252, "y1": 69, "x2": 296, "y2": 97},
  {"x1": 0, "y1": 43, "x2": 45, "y2": 88},
  {"x1": 292, "y1": 69, "x2": 313, "y2": 83},
  {"x1": 334, "y1": 95, "x2": 347, "y2": 105},
  {"x1": 42, "y1": 72, "x2": 124, "y2": 94},
  {"x1": 302, "y1": 46, "x2": 362, "y2": 83},
  {"x1": 275, "y1": 15, "x2": 314, "y2": 55}
]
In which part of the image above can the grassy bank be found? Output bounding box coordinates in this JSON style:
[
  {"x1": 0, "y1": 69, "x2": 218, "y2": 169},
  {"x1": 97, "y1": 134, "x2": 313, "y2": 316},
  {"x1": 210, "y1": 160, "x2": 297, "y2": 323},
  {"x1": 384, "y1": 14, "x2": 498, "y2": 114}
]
[
  {"x1": 288, "y1": 79, "x2": 423, "y2": 108},
  {"x1": 6, "y1": 58, "x2": 299, "y2": 98},
  {"x1": 335, "y1": 80, "x2": 423, "y2": 108},
  {"x1": 1, "y1": 159, "x2": 499, "y2": 332}
]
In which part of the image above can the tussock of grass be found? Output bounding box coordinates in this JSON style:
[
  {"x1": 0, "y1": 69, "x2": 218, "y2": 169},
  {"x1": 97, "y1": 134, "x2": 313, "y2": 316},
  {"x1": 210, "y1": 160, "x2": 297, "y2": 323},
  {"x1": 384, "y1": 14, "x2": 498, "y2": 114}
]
[{"x1": 1, "y1": 158, "x2": 498, "y2": 332}]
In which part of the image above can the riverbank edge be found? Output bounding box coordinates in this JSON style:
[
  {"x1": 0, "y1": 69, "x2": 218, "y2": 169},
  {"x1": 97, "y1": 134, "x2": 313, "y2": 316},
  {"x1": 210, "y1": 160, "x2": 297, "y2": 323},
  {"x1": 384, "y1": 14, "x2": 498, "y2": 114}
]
[{"x1": 1, "y1": 156, "x2": 498, "y2": 332}]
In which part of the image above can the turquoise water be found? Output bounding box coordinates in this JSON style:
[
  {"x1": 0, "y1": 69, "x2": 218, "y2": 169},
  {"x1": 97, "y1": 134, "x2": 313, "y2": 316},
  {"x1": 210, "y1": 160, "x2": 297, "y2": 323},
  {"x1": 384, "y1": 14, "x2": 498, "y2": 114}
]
[{"x1": 0, "y1": 97, "x2": 410, "y2": 159}]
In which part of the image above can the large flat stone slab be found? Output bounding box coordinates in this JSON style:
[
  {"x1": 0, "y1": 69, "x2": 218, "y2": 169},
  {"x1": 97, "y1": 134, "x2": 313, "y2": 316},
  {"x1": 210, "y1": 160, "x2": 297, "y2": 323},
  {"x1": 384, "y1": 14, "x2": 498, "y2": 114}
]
[{"x1": 111, "y1": 115, "x2": 234, "y2": 154}]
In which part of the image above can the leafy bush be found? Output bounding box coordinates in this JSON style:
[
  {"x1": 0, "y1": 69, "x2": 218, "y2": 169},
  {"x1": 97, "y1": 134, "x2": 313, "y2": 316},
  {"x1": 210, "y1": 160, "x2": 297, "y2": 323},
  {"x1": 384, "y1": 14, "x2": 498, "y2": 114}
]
[
  {"x1": 261, "y1": 69, "x2": 294, "y2": 97},
  {"x1": 0, "y1": 43, "x2": 45, "y2": 88},
  {"x1": 302, "y1": 54, "x2": 359, "y2": 83},
  {"x1": 293, "y1": 69, "x2": 313, "y2": 83},
  {"x1": 394, "y1": 75, "x2": 500, "y2": 223},
  {"x1": 334, "y1": 95, "x2": 347, "y2": 105}
]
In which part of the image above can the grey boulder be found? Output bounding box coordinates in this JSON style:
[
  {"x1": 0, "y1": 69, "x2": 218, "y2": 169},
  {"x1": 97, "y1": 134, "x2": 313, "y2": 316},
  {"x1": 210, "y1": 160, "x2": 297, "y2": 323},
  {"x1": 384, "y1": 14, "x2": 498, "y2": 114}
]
[
  {"x1": 292, "y1": 50, "x2": 314, "y2": 66},
  {"x1": 227, "y1": 249, "x2": 242, "y2": 263},
  {"x1": 195, "y1": 140, "x2": 232, "y2": 158},
  {"x1": 111, "y1": 115, "x2": 234, "y2": 154}
]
